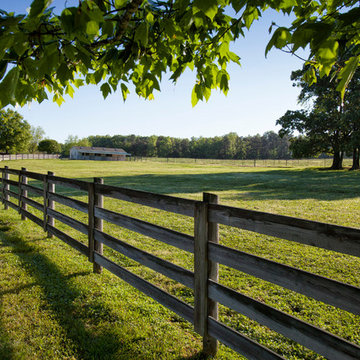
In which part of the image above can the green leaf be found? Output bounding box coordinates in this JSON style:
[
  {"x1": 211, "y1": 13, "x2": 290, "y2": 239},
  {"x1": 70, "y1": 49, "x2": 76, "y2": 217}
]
[
  {"x1": 317, "y1": 39, "x2": 338, "y2": 76},
  {"x1": 278, "y1": 0, "x2": 297, "y2": 12},
  {"x1": 0, "y1": 35, "x2": 14, "y2": 61},
  {"x1": 100, "y1": 82, "x2": 112, "y2": 99},
  {"x1": 193, "y1": 14, "x2": 204, "y2": 28},
  {"x1": 203, "y1": 86, "x2": 211, "y2": 101},
  {"x1": 0, "y1": 67, "x2": 20, "y2": 106},
  {"x1": 265, "y1": 27, "x2": 291, "y2": 56},
  {"x1": 121, "y1": 83, "x2": 129, "y2": 101},
  {"x1": 94, "y1": 69, "x2": 104, "y2": 84},
  {"x1": 56, "y1": 62, "x2": 73, "y2": 83},
  {"x1": 336, "y1": 56, "x2": 359, "y2": 99},
  {"x1": 86, "y1": 20, "x2": 99, "y2": 36},
  {"x1": 274, "y1": 28, "x2": 291, "y2": 48},
  {"x1": 303, "y1": 66, "x2": 317, "y2": 86},
  {"x1": 134, "y1": 23, "x2": 149, "y2": 47},
  {"x1": 115, "y1": 0, "x2": 127, "y2": 8},
  {"x1": 193, "y1": 0, "x2": 218, "y2": 21},
  {"x1": 65, "y1": 84, "x2": 74, "y2": 98},
  {"x1": 217, "y1": 70, "x2": 229, "y2": 94},
  {"x1": 146, "y1": 12, "x2": 154, "y2": 24},
  {"x1": 338, "y1": 7, "x2": 360, "y2": 26},
  {"x1": 191, "y1": 85, "x2": 199, "y2": 107},
  {"x1": 37, "y1": 44, "x2": 59, "y2": 77},
  {"x1": 218, "y1": 41, "x2": 230, "y2": 59},
  {"x1": 243, "y1": 6, "x2": 260, "y2": 30},
  {"x1": 317, "y1": 39, "x2": 338, "y2": 63},
  {"x1": 60, "y1": 8, "x2": 76, "y2": 33},
  {"x1": 53, "y1": 93, "x2": 65, "y2": 106},
  {"x1": 0, "y1": 61, "x2": 8, "y2": 80},
  {"x1": 29, "y1": 0, "x2": 49, "y2": 18},
  {"x1": 63, "y1": 44, "x2": 77, "y2": 61},
  {"x1": 231, "y1": 0, "x2": 246, "y2": 13},
  {"x1": 73, "y1": 79, "x2": 84, "y2": 88},
  {"x1": 102, "y1": 21, "x2": 114, "y2": 37},
  {"x1": 76, "y1": 47, "x2": 92, "y2": 68},
  {"x1": 229, "y1": 51, "x2": 241, "y2": 65}
]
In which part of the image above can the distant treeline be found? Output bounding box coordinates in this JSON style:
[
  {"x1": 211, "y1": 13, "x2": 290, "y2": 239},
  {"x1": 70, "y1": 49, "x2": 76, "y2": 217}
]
[{"x1": 88, "y1": 131, "x2": 291, "y2": 160}]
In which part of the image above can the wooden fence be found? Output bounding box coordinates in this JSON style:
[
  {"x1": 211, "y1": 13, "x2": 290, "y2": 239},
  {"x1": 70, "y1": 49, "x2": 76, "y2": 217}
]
[
  {"x1": 132, "y1": 157, "x2": 354, "y2": 168},
  {"x1": 0, "y1": 166, "x2": 359, "y2": 359},
  {"x1": 0, "y1": 153, "x2": 60, "y2": 161}
]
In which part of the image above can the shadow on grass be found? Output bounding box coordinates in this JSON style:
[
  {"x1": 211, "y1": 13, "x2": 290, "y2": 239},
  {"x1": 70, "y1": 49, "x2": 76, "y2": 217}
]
[
  {"x1": 177, "y1": 352, "x2": 210, "y2": 360},
  {"x1": 0, "y1": 223, "x2": 164, "y2": 360},
  {"x1": 0, "y1": 271, "x2": 88, "y2": 296},
  {"x1": 0, "y1": 307, "x2": 16, "y2": 360},
  {"x1": 25, "y1": 168, "x2": 360, "y2": 202}
]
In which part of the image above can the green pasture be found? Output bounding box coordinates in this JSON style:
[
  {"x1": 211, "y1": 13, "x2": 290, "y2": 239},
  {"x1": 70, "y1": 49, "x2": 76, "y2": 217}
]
[{"x1": 0, "y1": 159, "x2": 359, "y2": 360}]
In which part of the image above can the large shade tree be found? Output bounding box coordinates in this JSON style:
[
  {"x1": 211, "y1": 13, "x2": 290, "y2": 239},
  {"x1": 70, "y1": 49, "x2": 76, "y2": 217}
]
[
  {"x1": 1, "y1": 0, "x2": 360, "y2": 109},
  {"x1": 0, "y1": 109, "x2": 32, "y2": 153},
  {"x1": 38, "y1": 138, "x2": 61, "y2": 153},
  {"x1": 277, "y1": 66, "x2": 360, "y2": 170}
]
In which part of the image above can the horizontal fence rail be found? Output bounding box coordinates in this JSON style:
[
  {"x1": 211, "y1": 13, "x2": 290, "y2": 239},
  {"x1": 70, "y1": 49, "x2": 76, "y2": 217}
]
[
  {"x1": 0, "y1": 153, "x2": 60, "y2": 161},
  {"x1": 209, "y1": 204, "x2": 360, "y2": 257},
  {"x1": 0, "y1": 166, "x2": 359, "y2": 360}
]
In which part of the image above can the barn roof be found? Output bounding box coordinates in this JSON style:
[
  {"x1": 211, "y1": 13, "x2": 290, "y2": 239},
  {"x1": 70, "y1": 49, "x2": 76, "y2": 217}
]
[{"x1": 71, "y1": 146, "x2": 131, "y2": 156}]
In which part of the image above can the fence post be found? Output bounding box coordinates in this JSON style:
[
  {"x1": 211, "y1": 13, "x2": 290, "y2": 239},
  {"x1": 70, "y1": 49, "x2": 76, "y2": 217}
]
[
  {"x1": 88, "y1": 177, "x2": 103, "y2": 274},
  {"x1": 3, "y1": 166, "x2": 9, "y2": 210},
  {"x1": 47, "y1": 171, "x2": 55, "y2": 237},
  {"x1": 194, "y1": 200, "x2": 208, "y2": 339},
  {"x1": 0, "y1": 167, "x2": 3, "y2": 204},
  {"x1": 203, "y1": 192, "x2": 219, "y2": 355},
  {"x1": 43, "y1": 171, "x2": 55, "y2": 236},
  {"x1": 20, "y1": 167, "x2": 27, "y2": 220},
  {"x1": 194, "y1": 192, "x2": 219, "y2": 357}
]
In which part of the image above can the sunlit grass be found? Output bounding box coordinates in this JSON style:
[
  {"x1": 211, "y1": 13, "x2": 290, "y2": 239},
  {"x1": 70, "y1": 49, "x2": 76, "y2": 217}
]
[{"x1": 0, "y1": 159, "x2": 359, "y2": 359}]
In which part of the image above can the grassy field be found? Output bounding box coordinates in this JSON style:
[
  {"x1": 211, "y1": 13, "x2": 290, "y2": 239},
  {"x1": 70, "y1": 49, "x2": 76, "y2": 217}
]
[{"x1": 0, "y1": 159, "x2": 359, "y2": 360}]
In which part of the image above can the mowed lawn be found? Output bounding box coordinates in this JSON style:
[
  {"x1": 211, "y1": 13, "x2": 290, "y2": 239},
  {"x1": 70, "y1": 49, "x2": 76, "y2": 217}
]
[{"x1": 0, "y1": 159, "x2": 359, "y2": 360}]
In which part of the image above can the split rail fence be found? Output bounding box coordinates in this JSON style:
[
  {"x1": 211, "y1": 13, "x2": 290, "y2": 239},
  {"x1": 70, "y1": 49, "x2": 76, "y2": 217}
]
[{"x1": 1, "y1": 166, "x2": 359, "y2": 360}]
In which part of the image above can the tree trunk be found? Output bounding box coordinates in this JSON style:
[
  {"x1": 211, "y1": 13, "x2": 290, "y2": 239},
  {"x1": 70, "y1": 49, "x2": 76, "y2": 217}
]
[
  {"x1": 330, "y1": 150, "x2": 343, "y2": 169},
  {"x1": 350, "y1": 147, "x2": 360, "y2": 170}
]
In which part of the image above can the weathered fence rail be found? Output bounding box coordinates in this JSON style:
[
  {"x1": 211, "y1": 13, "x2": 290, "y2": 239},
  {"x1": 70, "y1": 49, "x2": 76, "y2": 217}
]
[
  {"x1": 0, "y1": 153, "x2": 60, "y2": 161},
  {"x1": 0, "y1": 166, "x2": 359, "y2": 360}
]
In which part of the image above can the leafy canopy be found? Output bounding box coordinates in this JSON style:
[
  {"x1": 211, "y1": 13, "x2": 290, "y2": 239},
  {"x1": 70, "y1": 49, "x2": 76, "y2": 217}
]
[
  {"x1": 28, "y1": 125, "x2": 45, "y2": 152},
  {"x1": 38, "y1": 138, "x2": 61, "y2": 153},
  {"x1": 1, "y1": 0, "x2": 360, "y2": 108},
  {"x1": 0, "y1": 109, "x2": 32, "y2": 153},
  {"x1": 277, "y1": 65, "x2": 360, "y2": 169}
]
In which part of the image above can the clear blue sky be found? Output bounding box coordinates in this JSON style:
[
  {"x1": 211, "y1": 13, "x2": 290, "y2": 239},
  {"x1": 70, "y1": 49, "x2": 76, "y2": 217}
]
[{"x1": 2, "y1": 1, "x2": 306, "y2": 143}]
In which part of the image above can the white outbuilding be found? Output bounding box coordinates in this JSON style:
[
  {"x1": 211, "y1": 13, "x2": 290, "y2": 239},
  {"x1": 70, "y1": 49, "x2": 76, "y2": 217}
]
[{"x1": 69, "y1": 146, "x2": 131, "y2": 161}]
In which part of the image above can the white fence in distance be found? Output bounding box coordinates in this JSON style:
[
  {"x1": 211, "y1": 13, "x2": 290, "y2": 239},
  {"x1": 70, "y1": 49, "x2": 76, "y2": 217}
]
[{"x1": 0, "y1": 153, "x2": 60, "y2": 161}]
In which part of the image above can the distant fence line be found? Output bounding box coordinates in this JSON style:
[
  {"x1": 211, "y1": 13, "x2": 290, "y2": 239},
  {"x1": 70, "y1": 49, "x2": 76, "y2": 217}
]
[
  {"x1": 132, "y1": 157, "x2": 353, "y2": 168},
  {"x1": 0, "y1": 166, "x2": 359, "y2": 359},
  {"x1": 0, "y1": 153, "x2": 60, "y2": 161},
  {"x1": 1, "y1": 155, "x2": 354, "y2": 168}
]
